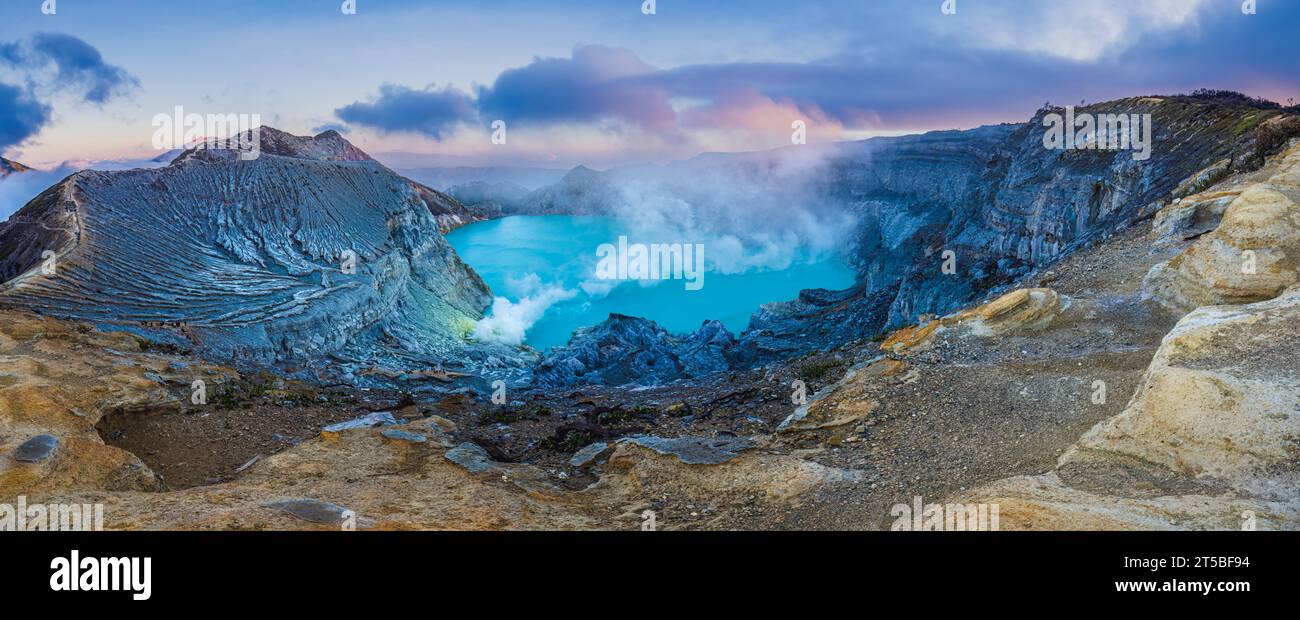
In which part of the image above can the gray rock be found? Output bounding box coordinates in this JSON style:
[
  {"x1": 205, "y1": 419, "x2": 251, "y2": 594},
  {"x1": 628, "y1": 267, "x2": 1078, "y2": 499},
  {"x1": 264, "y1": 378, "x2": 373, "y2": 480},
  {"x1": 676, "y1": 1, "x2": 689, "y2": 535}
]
[
  {"x1": 620, "y1": 435, "x2": 754, "y2": 465},
  {"x1": 262, "y1": 499, "x2": 352, "y2": 524},
  {"x1": 444, "y1": 442, "x2": 497, "y2": 474},
  {"x1": 14, "y1": 434, "x2": 59, "y2": 463},
  {"x1": 322, "y1": 411, "x2": 398, "y2": 433},
  {"x1": 568, "y1": 442, "x2": 611, "y2": 468},
  {"x1": 535, "y1": 315, "x2": 736, "y2": 388},
  {"x1": 381, "y1": 429, "x2": 427, "y2": 443}
]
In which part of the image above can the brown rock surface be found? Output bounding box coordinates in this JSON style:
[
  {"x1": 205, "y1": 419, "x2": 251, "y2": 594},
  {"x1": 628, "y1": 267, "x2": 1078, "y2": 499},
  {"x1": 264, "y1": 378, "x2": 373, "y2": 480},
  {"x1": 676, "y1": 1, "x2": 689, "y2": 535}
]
[
  {"x1": 959, "y1": 286, "x2": 1300, "y2": 530},
  {"x1": 1145, "y1": 145, "x2": 1300, "y2": 313},
  {"x1": 879, "y1": 287, "x2": 1066, "y2": 355},
  {"x1": 0, "y1": 311, "x2": 234, "y2": 498}
]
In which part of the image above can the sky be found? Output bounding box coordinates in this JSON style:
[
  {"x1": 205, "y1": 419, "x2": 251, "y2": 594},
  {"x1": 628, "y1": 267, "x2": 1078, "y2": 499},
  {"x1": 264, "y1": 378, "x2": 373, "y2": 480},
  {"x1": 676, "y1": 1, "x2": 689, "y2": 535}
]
[{"x1": 1, "y1": 0, "x2": 1298, "y2": 170}]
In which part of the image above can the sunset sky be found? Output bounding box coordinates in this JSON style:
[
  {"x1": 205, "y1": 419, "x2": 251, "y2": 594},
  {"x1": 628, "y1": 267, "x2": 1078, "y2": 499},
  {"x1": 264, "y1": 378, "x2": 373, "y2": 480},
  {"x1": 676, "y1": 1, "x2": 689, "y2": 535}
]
[{"x1": 2, "y1": 0, "x2": 1298, "y2": 169}]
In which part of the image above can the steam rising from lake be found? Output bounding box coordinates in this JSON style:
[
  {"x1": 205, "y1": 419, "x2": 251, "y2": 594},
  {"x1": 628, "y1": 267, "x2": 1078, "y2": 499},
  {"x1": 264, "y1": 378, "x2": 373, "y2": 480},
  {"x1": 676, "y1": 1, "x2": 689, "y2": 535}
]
[{"x1": 603, "y1": 145, "x2": 857, "y2": 275}]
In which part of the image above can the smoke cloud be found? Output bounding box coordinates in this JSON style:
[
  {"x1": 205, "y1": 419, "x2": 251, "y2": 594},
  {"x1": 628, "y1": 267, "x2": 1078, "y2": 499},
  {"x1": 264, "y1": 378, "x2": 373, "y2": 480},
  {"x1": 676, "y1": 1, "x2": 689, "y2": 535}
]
[
  {"x1": 600, "y1": 144, "x2": 859, "y2": 275},
  {"x1": 471, "y1": 279, "x2": 577, "y2": 346}
]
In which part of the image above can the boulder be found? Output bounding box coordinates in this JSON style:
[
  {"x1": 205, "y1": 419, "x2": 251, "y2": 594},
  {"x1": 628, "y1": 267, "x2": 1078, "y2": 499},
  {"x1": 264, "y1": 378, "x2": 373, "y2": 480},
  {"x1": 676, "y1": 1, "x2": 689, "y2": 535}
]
[
  {"x1": 13, "y1": 435, "x2": 59, "y2": 463},
  {"x1": 262, "y1": 499, "x2": 353, "y2": 524},
  {"x1": 568, "y1": 442, "x2": 612, "y2": 468},
  {"x1": 941, "y1": 287, "x2": 1065, "y2": 336},
  {"x1": 958, "y1": 286, "x2": 1300, "y2": 529},
  {"x1": 1072, "y1": 287, "x2": 1300, "y2": 494},
  {"x1": 1150, "y1": 189, "x2": 1240, "y2": 246},
  {"x1": 1145, "y1": 163, "x2": 1300, "y2": 314},
  {"x1": 878, "y1": 288, "x2": 1066, "y2": 355}
]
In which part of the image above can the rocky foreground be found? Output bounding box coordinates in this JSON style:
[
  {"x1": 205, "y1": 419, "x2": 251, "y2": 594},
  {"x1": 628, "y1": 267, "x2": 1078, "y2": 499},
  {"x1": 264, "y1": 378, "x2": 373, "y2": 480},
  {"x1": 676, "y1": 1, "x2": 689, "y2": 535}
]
[{"x1": 2, "y1": 140, "x2": 1297, "y2": 530}]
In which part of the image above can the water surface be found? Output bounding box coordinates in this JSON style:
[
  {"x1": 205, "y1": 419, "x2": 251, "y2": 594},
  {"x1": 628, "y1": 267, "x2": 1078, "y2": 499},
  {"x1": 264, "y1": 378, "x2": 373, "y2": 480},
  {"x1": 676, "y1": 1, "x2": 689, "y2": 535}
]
[{"x1": 446, "y1": 215, "x2": 855, "y2": 350}]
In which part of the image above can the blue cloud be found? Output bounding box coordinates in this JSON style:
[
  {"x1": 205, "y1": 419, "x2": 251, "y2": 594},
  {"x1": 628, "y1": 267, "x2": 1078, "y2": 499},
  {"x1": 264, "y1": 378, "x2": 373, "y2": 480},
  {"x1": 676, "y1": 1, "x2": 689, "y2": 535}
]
[
  {"x1": 335, "y1": 84, "x2": 478, "y2": 140},
  {"x1": 28, "y1": 32, "x2": 139, "y2": 104},
  {"x1": 475, "y1": 45, "x2": 673, "y2": 130},
  {"x1": 2, "y1": 32, "x2": 139, "y2": 105},
  {"x1": 329, "y1": 2, "x2": 1299, "y2": 142},
  {"x1": 0, "y1": 33, "x2": 136, "y2": 150},
  {"x1": 0, "y1": 82, "x2": 52, "y2": 151}
]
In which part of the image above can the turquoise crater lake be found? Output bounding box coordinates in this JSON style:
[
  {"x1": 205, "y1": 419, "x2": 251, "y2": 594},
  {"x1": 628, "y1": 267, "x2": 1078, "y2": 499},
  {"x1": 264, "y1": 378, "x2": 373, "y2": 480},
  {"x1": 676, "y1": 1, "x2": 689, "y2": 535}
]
[{"x1": 446, "y1": 216, "x2": 856, "y2": 351}]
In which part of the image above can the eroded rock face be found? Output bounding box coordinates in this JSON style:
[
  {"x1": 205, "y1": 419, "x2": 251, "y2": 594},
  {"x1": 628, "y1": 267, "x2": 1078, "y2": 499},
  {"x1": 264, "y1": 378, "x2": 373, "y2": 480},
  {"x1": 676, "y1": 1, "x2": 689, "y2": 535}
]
[
  {"x1": 1145, "y1": 175, "x2": 1300, "y2": 313},
  {"x1": 1075, "y1": 288, "x2": 1300, "y2": 493},
  {"x1": 0, "y1": 128, "x2": 495, "y2": 377},
  {"x1": 0, "y1": 310, "x2": 235, "y2": 498},
  {"x1": 961, "y1": 287, "x2": 1300, "y2": 530},
  {"x1": 879, "y1": 287, "x2": 1066, "y2": 355},
  {"x1": 840, "y1": 98, "x2": 1285, "y2": 335},
  {"x1": 534, "y1": 315, "x2": 736, "y2": 388}
]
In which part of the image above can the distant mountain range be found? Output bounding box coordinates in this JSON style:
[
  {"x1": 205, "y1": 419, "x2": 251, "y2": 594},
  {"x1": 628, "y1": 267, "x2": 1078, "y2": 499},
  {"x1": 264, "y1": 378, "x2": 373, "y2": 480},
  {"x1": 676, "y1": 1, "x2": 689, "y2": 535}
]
[{"x1": 397, "y1": 165, "x2": 569, "y2": 192}]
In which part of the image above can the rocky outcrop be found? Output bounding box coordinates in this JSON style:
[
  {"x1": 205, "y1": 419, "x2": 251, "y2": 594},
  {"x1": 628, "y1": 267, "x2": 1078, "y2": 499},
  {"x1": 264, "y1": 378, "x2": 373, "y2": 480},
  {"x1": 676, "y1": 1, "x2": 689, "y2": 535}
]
[
  {"x1": 1144, "y1": 145, "x2": 1300, "y2": 313},
  {"x1": 533, "y1": 314, "x2": 736, "y2": 388},
  {"x1": 879, "y1": 287, "x2": 1066, "y2": 354},
  {"x1": 1074, "y1": 290, "x2": 1299, "y2": 494},
  {"x1": 956, "y1": 143, "x2": 1300, "y2": 530},
  {"x1": 0, "y1": 310, "x2": 235, "y2": 498},
  {"x1": 0, "y1": 128, "x2": 500, "y2": 380},
  {"x1": 962, "y1": 287, "x2": 1300, "y2": 530},
  {"x1": 0, "y1": 156, "x2": 30, "y2": 178}
]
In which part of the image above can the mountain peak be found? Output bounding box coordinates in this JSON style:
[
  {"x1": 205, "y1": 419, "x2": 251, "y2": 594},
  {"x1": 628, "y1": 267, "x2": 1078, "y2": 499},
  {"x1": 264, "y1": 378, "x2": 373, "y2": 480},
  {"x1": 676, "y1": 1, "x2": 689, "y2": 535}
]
[
  {"x1": 562, "y1": 164, "x2": 598, "y2": 181},
  {"x1": 173, "y1": 126, "x2": 375, "y2": 165},
  {"x1": 1, "y1": 156, "x2": 31, "y2": 177}
]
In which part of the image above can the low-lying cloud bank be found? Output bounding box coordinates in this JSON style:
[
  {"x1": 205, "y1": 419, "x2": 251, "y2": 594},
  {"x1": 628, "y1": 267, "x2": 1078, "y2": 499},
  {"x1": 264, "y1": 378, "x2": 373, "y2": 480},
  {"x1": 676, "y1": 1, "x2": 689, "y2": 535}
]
[{"x1": 0, "y1": 165, "x2": 73, "y2": 222}]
